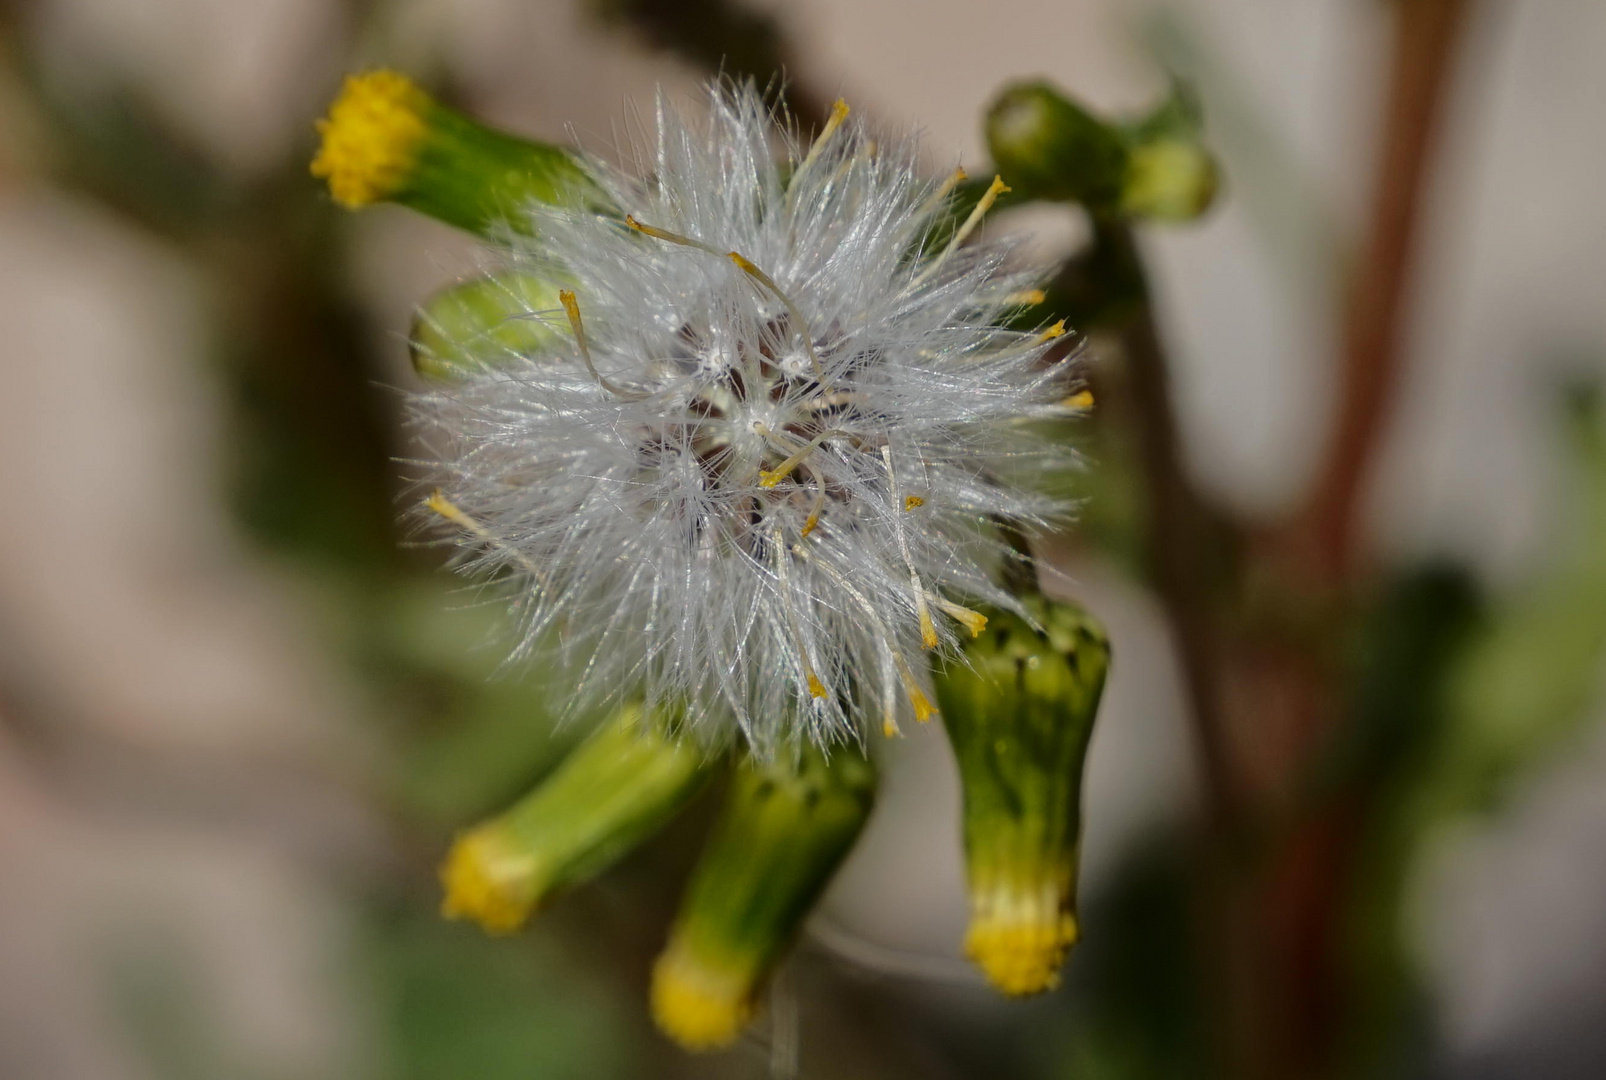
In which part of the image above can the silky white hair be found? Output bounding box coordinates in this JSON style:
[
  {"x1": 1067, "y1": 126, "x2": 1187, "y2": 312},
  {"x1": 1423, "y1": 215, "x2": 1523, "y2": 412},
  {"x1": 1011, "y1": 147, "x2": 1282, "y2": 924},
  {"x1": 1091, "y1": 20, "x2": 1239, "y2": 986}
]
[{"x1": 408, "y1": 82, "x2": 1082, "y2": 753}]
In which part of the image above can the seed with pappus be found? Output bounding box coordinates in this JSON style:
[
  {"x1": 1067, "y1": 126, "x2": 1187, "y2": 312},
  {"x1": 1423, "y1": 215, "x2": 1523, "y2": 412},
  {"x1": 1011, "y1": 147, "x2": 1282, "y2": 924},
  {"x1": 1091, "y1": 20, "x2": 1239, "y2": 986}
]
[{"x1": 405, "y1": 82, "x2": 1085, "y2": 750}]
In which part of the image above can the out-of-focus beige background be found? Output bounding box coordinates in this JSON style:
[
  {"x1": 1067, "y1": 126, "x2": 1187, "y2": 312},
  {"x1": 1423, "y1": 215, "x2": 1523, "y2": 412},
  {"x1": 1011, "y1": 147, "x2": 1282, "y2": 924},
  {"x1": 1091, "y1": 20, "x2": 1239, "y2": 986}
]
[{"x1": 2, "y1": 1, "x2": 1605, "y2": 1078}]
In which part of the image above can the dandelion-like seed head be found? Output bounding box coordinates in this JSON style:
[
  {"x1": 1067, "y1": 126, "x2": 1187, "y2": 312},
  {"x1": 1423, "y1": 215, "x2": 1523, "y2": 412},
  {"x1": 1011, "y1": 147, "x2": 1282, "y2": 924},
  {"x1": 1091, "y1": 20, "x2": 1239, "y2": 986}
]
[{"x1": 411, "y1": 83, "x2": 1081, "y2": 751}]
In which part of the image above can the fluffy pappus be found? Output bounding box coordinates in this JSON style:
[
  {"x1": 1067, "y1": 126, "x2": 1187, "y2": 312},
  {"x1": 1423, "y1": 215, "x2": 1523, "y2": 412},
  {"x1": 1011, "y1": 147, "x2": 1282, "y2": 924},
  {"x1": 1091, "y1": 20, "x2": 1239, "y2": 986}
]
[{"x1": 408, "y1": 82, "x2": 1084, "y2": 752}]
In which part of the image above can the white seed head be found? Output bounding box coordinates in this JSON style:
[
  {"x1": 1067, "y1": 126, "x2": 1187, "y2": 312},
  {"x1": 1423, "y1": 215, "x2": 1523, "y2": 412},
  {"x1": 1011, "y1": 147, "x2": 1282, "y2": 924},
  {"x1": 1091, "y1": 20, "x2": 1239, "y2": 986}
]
[{"x1": 409, "y1": 82, "x2": 1081, "y2": 752}]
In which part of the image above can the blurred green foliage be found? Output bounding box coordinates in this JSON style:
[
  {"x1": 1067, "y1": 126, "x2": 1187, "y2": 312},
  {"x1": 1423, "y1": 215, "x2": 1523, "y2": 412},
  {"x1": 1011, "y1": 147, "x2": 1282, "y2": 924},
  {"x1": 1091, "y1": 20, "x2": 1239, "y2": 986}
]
[
  {"x1": 364, "y1": 908, "x2": 641, "y2": 1080},
  {"x1": 1431, "y1": 383, "x2": 1606, "y2": 816}
]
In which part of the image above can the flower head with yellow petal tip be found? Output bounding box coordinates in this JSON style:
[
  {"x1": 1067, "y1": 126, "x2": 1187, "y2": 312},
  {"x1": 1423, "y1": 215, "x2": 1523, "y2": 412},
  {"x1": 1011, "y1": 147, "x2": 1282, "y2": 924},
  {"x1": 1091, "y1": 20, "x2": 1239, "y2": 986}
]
[
  {"x1": 437, "y1": 702, "x2": 709, "y2": 937},
  {"x1": 934, "y1": 597, "x2": 1108, "y2": 995},
  {"x1": 310, "y1": 70, "x2": 429, "y2": 209}
]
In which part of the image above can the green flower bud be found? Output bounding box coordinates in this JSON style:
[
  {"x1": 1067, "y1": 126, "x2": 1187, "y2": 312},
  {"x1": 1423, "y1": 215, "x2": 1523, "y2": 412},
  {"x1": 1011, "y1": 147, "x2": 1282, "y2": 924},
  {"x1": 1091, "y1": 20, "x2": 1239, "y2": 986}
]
[
  {"x1": 985, "y1": 81, "x2": 1129, "y2": 210},
  {"x1": 410, "y1": 271, "x2": 565, "y2": 381},
  {"x1": 1118, "y1": 83, "x2": 1220, "y2": 221},
  {"x1": 439, "y1": 702, "x2": 709, "y2": 935},
  {"x1": 311, "y1": 69, "x2": 595, "y2": 236},
  {"x1": 933, "y1": 597, "x2": 1110, "y2": 997},
  {"x1": 652, "y1": 744, "x2": 876, "y2": 1051},
  {"x1": 1120, "y1": 137, "x2": 1219, "y2": 221}
]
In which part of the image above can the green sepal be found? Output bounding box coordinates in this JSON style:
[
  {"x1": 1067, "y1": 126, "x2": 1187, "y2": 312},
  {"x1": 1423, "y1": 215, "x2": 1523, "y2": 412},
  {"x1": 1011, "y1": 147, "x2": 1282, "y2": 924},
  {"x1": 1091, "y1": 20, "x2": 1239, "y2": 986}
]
[
  {"x1": 400, "y1": 99, "x2": 598, "y2": 236},
  {"x1": 411, "y1": 271, "x2": 566, "y2": 381},
  {"x1": 675, "y1": 743, "x2": 873, "y2": 975}
]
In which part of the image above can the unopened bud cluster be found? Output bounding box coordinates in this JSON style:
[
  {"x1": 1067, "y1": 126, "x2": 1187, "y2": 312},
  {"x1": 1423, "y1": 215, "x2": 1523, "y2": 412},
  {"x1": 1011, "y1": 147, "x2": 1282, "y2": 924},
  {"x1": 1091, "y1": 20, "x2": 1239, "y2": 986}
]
[{"x1": 987, "y1": 80, "x2": 1219, "y2": 221}]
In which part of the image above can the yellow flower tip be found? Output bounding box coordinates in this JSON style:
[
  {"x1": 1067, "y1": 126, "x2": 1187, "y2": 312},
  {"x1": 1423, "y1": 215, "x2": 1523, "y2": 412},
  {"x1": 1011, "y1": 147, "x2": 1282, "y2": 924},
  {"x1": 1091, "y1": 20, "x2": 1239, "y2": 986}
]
[
  {"x1": 909, "y1": 687, "x2": 936, "y2": 722},
  {"x1": 806, "y1": 672, "x2": 828, "y2": 699},
  {"x1": 438, "y1": 828, "x2": 539, "y2": 936},
  {"x1": 1063, "y1": 389, "x2": 1095, "y2": 410},
  {"x1": 650, "y1": 949, "x2": 756, "y2": 1052},
  {"x1": 757, "y1": 469, "x2": 782, "y2": 489},
  {"x1": 964, "y1": 910, "x2": 1079, "y2": 998},
  {"x1": 310, "y1": 69, "x2": 429, "y2": 209},
  {"x1": 904, "y1": 495, "x2": 925, "y2": 510}
]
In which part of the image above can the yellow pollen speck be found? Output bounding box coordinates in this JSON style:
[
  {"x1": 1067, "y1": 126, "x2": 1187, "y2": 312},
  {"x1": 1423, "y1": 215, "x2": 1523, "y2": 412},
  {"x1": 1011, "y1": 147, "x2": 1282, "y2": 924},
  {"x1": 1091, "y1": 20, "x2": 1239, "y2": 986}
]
[
  {"x1": 1063, "y1": 389, "x2": 1095, "y2": 410},
  {"x1": 919, "y1": 166, "x2": 969, "y2": 218},
  {"x1": 912, "y1": 173, "x2": 1010, "y2": 288},
  {"x1": 1006, "y1": 289, "x2": 1048, "y2": 306},
  {"x1": 424, "y1": 488, "x2": 456, "y2": 521},
  {"x1": 438, "y1": 828, "x2": 539, "y2": 935},
  {"x1": 650, "y1": 948, "x2": 755, "y2": 1051},
  {"x1": 904, "y1": 495, "x2": 925, "y2": 511},
  {"x1": 794, "y1": 99, "x2": 852, "y2": 179},
  {"x1": 806, "y1": 673, "x2": 828, "y2": 699},
  {"x1": 938, "y1": 600, "x2": 988, "y2": 638},
  {"x1": 427, "y1": 488, "x2": 549, "y2": 584},
  {"x1": 965, "y1": 910, "x2": 1079, "y2": 997},
  {"x1": 310, "y1": 70, "x2": 428, "y2": 209},
  {"x1": 1033, "y1": 320, "x2": 1067, "y2": 345},
  {"x1": 625, "y1": 215, "x2": 719, "y2": 255}
]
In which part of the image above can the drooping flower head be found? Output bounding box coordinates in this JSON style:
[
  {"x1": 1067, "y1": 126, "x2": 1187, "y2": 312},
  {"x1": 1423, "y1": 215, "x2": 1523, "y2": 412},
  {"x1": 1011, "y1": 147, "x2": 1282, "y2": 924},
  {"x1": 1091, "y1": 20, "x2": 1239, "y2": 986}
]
[{"x1": 411, "y1": 82, "x2": 1081, "y2": 751}]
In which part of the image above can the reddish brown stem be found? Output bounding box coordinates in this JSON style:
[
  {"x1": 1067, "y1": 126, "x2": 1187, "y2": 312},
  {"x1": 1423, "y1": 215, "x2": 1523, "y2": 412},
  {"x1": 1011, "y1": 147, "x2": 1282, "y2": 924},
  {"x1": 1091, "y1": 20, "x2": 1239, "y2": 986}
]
[
  {"x1": 1296, "y1": 0, "x2": 1471, "y2": 584},
  {"x1": 1254, "y1": 5, "x2": 1474, "y2": 1076}
]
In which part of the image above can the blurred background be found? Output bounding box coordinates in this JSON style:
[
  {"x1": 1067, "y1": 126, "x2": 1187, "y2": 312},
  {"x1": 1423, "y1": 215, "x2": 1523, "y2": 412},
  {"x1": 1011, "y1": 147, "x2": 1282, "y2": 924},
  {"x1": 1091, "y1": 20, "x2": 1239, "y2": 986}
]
[{"x1": 2, "y1": 0, "x2": 1605, "y2": 1077}]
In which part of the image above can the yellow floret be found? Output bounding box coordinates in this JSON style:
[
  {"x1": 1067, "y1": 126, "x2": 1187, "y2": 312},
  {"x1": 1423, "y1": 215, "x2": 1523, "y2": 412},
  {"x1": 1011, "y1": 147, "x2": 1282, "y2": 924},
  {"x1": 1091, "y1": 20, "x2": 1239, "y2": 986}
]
[
  {"x1": 965, "y1": 911, "x2": 1079, "y2": 997},
  {"x1": 963, "y1": 884, "x2": 1079, "y2": 996},
  {"x1": 649, "y1": 946, "x2": 756, "y2": 1051},
  {"x1": 310, "y1": 70, "x2": 429, "y2": 208},
  {"x1": 438, "y1": 827, "x2": 539, "y2": 935}
]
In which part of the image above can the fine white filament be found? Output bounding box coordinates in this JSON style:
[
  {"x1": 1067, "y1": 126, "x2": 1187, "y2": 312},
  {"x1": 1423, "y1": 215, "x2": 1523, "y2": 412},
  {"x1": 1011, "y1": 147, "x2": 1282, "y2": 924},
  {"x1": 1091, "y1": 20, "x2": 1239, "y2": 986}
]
[{"x1": 409, "y1": 82, "x2": 1081, "y2": 753}]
